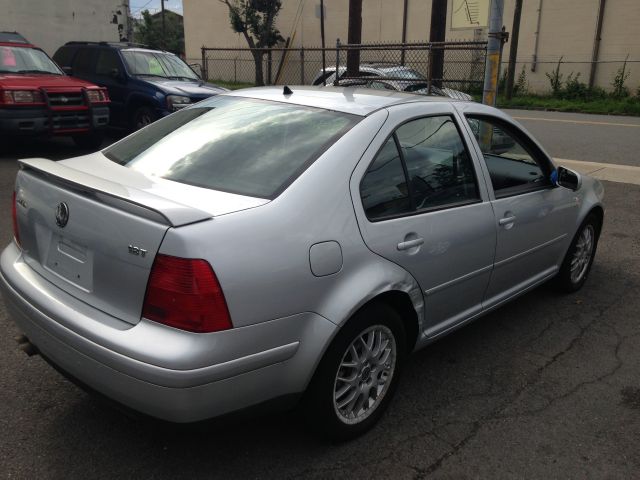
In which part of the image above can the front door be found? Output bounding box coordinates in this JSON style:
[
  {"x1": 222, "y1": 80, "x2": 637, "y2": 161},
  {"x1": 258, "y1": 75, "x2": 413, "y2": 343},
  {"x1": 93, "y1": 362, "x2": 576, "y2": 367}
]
[
  {"x1": 352, "y1": 109, "x2": 496, "y2": 337},
  {"x1": 463, "y1": 114, "x2": 579, "y2": 308}
]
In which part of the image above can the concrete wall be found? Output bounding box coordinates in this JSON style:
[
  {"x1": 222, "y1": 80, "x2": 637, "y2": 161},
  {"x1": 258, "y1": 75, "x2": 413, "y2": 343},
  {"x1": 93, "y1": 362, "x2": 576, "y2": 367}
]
[
  {"x1": 1, "y1": 0, "x2": 129, "y2": 55},
  {"x1": 184, "y1": 0, "x2": 640, "y2": 93}
]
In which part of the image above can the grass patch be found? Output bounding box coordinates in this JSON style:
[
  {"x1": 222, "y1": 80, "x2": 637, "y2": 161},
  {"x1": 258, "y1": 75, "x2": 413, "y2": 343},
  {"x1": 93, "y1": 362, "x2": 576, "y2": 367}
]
[
  {"x1": 496, "y1": 95, "x2": 640, "y2": 116},
  {"x1": 207, "y1": 79, "x2": 255, "y2": 90}
]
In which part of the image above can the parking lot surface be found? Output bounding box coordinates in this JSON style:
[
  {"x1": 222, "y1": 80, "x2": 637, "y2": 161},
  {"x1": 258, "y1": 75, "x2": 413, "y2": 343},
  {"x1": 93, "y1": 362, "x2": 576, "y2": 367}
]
[{"x1": 1, "y1": 124, "x2": 639, "y2": 479}]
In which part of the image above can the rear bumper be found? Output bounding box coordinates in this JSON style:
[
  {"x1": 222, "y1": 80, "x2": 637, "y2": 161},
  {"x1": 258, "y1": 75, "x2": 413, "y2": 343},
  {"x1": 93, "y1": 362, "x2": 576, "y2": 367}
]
[
  {"x1": 0, "y1": 242, "x2": 336, "y2": 422},
  {"x1": 0, "y1": 106, "x2": 109, "y2": 136}
]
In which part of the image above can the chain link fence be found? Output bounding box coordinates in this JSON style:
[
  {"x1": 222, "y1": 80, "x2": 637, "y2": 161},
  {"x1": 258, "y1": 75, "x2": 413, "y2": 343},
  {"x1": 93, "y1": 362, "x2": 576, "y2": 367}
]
[{"x1": 198, "y1": 41, "x2": 487, "y2": 96}]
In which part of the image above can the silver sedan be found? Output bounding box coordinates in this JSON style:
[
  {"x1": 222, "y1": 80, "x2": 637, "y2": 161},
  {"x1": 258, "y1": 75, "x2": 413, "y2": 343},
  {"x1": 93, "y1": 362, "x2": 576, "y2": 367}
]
[{"x1": 0, "y1": 86, "x2": 604, "y2": 440}]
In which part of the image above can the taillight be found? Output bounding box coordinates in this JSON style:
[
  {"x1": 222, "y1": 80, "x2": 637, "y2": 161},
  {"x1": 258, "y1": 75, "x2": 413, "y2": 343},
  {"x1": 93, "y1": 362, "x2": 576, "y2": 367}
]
[
  {"x1": 142, "y1": 254, "x2": 232, "y2": 333},
  {"x1": 12, "y1": 191, "x2": 21, "y2": 247}
]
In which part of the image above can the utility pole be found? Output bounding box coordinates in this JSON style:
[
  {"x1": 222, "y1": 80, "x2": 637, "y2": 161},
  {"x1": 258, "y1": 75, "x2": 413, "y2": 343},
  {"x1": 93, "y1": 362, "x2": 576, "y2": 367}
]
[
  {"x1": 161, "y1": 0, "x2": 166, "y2": 50},
  {"x1": 505, "y1": 0, "x2": 522, "y2": 100},
  {"x1": 320, "y1": 0, "x2": 326, "y2": 83},
  {"x1": 346, "y1": 0, "x2": 362, "y2": 77},
  {"x1": 482, "y1": 0, "x2": 505, "y2": 106},
  {"x1": 589, "y1": 0, "x2": 607, "y2": 89},
  {"x1": 401, "y1": 0, "x2": 408, "y2": 66},
  {"x1": 429, "y1": 0, "x2": 447, "y2": 88}
]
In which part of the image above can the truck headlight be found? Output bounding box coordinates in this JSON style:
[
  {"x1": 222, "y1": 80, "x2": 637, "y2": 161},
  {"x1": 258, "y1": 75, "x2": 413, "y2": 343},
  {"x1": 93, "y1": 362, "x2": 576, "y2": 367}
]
[{"x1": 167, "y1": 95, "x2": 191, "y2": 111}]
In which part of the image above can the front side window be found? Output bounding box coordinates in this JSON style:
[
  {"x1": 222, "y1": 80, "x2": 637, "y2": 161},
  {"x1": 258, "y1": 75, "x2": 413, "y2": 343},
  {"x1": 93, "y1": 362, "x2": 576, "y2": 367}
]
[
  {"x1": 122, "y1": 50, "x2": 198, "y2": 80},
  {"x1": 103, "y1": 96, "x2": 359, "y2": 199},
  {"x1": 466, "y1": 115, "x2": 552, "y2": 197},
  {"x1": 360, "y1": 115, "x2": 479, "y2": 221},
  {"x1": 95, "y1": 49, "x2": 121, "y2": 76}
]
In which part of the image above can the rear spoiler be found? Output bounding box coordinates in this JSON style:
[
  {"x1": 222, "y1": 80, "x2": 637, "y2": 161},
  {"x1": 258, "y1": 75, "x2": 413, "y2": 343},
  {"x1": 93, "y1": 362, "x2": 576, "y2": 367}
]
[{"x1": 18, "y1": 158, "x2": 212, "y2": 227}]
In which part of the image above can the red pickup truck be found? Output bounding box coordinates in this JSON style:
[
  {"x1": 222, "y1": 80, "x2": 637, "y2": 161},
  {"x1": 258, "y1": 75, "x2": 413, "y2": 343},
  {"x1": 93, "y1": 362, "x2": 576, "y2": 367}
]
[{"x1": 0, "y1": 32, "x2": 110, "y2": 149}]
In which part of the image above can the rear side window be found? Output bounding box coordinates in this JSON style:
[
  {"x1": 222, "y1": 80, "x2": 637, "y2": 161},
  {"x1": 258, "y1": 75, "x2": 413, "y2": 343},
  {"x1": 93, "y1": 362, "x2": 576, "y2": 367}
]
[
  {"x1": 73, "y1": 48, "x2": 96, "y2": 74},
  {"x1": 53, "y1": 46, "x2": 75, "y2": 67},
  {"x1": 360, "y1": 137, "x2": 412, "y2": 219},
  {"x1": 360, "y1": 115, "x2": 479, "y2": 221},
  {"x1": 103, "y1": 96, "x2": 360, "y2": 199}
]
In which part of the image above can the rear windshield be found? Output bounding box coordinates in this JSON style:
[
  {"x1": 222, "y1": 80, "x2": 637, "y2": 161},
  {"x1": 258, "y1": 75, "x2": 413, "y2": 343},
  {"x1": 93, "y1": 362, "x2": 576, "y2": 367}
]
[{"x1": 103, "y1": 96, "x2": 359, "y2": 199}]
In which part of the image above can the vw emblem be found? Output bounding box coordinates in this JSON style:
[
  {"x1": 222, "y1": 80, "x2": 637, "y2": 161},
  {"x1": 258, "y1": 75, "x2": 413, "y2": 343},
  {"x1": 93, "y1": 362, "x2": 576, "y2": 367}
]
[{"x1": 55, "y1": 202, "x2": 69, "y2": 228}]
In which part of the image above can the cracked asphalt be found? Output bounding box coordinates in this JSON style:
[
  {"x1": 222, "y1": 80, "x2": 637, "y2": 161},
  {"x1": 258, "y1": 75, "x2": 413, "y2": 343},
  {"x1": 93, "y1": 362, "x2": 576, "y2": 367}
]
[{"x1": 1, "y1": 133, "x2": 639, "y2": 479}]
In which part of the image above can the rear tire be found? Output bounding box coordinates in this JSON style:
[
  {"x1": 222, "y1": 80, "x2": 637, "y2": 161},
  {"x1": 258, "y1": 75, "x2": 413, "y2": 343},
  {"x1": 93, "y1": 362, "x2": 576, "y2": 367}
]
[
  {"x1": 553, "y1": 213, "x2": 601, "y2": 292},
  {"x1": 72, "y1": 132, "x2": 104, "y2": 150},
  {"x1": 303, "y1": 302, "x2": 406, "y2": 441}
]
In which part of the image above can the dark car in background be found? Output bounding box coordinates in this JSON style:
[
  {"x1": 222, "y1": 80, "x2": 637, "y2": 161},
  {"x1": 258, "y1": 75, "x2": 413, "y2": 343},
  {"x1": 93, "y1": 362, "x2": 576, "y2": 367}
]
[
  {"x1": 0, "y1": 32, "x2": 110, "y2": 148},
  {"x1": 53, "y1": 42, "x2": 227, "y2": 130}
]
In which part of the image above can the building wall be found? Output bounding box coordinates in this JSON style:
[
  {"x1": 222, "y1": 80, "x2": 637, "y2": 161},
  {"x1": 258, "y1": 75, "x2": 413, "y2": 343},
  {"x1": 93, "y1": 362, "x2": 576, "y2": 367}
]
[
  {"x1": 184, "y1": 0, "x2": 640, "y2": 93},
  {"x1": 1, "y1": 0, "x2": 129, "y2": 55}
]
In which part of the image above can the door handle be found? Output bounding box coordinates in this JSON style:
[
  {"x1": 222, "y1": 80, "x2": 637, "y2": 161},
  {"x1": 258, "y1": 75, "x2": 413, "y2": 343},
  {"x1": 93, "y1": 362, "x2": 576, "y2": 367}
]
[
  {"x1": 397, "y1": 238, "x2": 424, "y2": 251},
  {"x1": 498, "y1": 215, "x2": 517, "y2": 226}
]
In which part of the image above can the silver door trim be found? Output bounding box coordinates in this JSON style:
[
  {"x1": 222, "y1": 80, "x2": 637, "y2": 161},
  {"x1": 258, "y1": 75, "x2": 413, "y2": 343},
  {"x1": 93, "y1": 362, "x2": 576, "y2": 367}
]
[
  {"x1": 424, "y1": 264, "x2": 493, "y2": 296},
  {"x1": 493, "y1": 233, "x2": 567, "y2": 269}
]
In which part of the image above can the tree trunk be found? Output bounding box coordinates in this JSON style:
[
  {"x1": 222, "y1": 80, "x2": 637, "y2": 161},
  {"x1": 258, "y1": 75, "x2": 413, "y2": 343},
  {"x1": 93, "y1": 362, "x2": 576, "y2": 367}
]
[{"x1": 253, "y1": 50, "x2": 265, "y2": 86}]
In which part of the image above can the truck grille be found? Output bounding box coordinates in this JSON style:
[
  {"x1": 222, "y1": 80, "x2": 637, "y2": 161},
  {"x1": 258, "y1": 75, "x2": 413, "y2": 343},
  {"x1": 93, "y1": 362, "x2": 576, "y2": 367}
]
[
  {"x1": 47, "y1": 92, "x2": 85, "y2": 107},
  {"x1": 46, "y1": 112, "x2": 90, "y2": 130}
]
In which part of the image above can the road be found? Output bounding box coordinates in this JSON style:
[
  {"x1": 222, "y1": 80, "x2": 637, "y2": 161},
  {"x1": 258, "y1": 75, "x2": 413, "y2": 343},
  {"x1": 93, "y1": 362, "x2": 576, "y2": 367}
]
[
  {"x1": 504, "y1": 109, "x2": 640, "y2": 166},
  {"x1": 1, "y1": 115, "x2": 639, "y2": 479}
]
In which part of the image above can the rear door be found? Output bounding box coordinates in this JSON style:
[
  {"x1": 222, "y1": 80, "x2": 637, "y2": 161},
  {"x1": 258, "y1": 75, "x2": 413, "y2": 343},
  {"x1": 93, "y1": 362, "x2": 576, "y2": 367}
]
[
  {"x1": 462, "y1": 113, "x2": 579, "y2": 308},
  {"x1": 351, "y1": 103, "x2": 496, "y2": 336}
]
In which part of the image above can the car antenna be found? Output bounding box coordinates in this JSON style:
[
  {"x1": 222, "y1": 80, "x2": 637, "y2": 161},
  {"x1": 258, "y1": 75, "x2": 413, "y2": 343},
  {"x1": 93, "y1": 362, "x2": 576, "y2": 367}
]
[{"x1": 283, "y1": 85, "x2": 293, "y2": 95}]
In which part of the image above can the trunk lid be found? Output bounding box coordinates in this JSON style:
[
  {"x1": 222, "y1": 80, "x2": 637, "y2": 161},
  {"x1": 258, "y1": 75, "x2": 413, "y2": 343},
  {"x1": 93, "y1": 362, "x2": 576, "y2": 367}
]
[{"x1": 14, "y1": 155, "x2": 269, "y2": 325}]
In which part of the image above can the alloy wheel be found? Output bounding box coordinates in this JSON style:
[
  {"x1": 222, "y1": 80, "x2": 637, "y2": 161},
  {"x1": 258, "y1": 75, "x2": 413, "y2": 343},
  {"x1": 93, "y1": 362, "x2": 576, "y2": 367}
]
[
  {"x1": 333, "y1": 325, "x2": 397, "y2": 425},
  {"x1": 570, "y1": 224, "x2": 595, "y2": 284}
]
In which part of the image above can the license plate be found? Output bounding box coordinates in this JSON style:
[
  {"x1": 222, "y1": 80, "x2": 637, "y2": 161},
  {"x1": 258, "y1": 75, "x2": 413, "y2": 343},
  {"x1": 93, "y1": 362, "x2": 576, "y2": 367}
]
[{"x1": 44, "y1": 234, "x2": 93, "y2": 292}]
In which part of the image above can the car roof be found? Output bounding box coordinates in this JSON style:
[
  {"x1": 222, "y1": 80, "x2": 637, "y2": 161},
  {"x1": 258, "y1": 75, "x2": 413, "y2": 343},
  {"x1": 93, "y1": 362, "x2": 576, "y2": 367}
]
[
  {"x1": 223, "y1": 85, "x2": 466, "y2": 116},
  {"x1": 0, "y1": 31, "x2": 33, "y2": 47}
]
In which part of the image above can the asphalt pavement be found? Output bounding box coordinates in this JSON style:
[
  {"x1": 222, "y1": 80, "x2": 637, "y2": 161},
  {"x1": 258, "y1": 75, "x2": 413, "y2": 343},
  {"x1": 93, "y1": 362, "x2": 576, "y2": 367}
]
[
  {"x1": 1, "y1": 117, "x2": 639, "y2": 479},
  {"x1": 504, "y1": 109, "x2": 640, "y2": 167}
]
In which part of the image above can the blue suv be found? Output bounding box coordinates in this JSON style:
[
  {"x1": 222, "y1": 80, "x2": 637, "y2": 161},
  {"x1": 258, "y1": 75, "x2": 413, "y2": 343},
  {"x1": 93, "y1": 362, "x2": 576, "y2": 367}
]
[{"x1": 53, "y1": 42, "x2": 227, "y2": 130}]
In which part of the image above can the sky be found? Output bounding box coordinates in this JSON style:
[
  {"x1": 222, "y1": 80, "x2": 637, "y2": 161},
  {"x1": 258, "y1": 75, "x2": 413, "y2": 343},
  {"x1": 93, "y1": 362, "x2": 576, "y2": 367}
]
[{"x1": 130, "y1": 0, "x2": 183, "y2": 18}]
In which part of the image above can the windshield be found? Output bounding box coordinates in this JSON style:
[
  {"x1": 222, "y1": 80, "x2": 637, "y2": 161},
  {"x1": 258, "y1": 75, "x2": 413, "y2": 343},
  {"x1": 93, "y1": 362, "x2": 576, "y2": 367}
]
[
  {"x1": 103, "y1": 96, "x2": 360, "y2": 199},
  {"x1": 0, "y1": 46, "x2": 62, "y2": 74},
  {"x1": 122, "y1": 50, "x2": 198, "y2": 80}
]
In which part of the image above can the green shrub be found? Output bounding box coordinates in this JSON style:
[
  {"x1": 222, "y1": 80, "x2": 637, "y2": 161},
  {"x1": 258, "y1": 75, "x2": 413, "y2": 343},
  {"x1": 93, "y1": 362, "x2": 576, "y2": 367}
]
[
  {"x1": 514, "y1": 65, "x2": 529, "y2": 96},
  {"x1": 545, "y1": 57, "x2": 564, "y2": 97},
  {"x1": 611, "y1": 57, "x2": 631, "y2": 98},
  {"x1": 563, "y1": 72, "x2": 588, "y2": 100}
]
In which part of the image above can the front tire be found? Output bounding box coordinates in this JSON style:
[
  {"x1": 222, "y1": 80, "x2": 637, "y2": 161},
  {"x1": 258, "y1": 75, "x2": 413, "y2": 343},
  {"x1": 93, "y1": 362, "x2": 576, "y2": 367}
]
[
  {"x1": 553, "y1": 213, "x2": 601, "y2": 292},
  {"x1": 130, "y1": 106, "x2": 158, "y2": 131},
  {"x1": 303, "y1": 302, "x2": 406, "y2": 441}
]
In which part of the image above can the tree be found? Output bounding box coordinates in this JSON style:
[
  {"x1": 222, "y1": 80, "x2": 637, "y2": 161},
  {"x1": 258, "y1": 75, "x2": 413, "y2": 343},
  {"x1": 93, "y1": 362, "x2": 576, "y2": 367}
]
[
  {"x1": 219, "y1": 0, "x2": 284, "y2": 86},
  {"x1": 134, "y1": 10, "x2": 185, "y2": 55}
]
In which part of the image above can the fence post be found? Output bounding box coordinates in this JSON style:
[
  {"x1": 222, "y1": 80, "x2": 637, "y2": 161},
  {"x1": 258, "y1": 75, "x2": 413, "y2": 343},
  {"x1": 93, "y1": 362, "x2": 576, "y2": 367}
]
[
  {"x1": 200, "y1": 46, "x2": 206, "y2": 80},
  {"x1": 234, "y1": 57, "x2": 237, "y2": 83},
  {"x1": 427, "y1": 45, "x2": 433, "y2": 94},
  {"x1": 267, "y1": 49, "x2": 273, "y2": 85},
  {"x1": 300, "y1": 48, "x2": 305, "y2": 84},
  {"x1": 334, "y1": 38, "x2": 341, "y2": 86}
]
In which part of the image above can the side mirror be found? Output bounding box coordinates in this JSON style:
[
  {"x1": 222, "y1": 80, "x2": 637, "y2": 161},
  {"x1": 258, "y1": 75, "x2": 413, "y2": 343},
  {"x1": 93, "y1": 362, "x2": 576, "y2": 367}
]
[
  {"x1": 62, "y1": 66, "x2": 73, "y2": 76},
  {"x1": 110, "y1": 68, "x2": 122, "y2": 80},
  {"x1": 554, "y1": 166, "x2": 582, "y2": 191}
]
